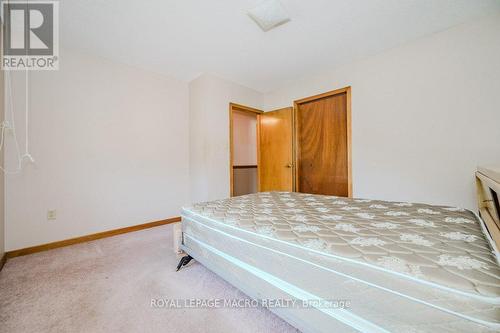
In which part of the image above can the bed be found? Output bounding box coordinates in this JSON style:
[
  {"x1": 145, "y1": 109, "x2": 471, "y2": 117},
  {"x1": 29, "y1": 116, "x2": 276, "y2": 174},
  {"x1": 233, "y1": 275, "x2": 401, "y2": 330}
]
[{"x1": 178, "y1": 173, "x2": 500, "y2": 332}]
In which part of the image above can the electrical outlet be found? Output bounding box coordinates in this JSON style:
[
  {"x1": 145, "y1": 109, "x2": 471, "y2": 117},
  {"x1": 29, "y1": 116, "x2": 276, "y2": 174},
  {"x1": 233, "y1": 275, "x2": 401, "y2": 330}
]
[
  {"x1": 47, "y1": 210, "x2": 57, "y2": 220},
  {"x1": 2, "y1": 120, "x2": 12, "y2": 133}
]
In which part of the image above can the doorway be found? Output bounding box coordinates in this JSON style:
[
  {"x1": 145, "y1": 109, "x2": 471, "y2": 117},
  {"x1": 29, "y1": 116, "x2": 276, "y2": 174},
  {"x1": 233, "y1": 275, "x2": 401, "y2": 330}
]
[
  {"x1": 229, "y1": 103, "x2": 263, "y2": 197},
  {"x1": 229, "y1": 86, "x2": 351, "y2": 198}
]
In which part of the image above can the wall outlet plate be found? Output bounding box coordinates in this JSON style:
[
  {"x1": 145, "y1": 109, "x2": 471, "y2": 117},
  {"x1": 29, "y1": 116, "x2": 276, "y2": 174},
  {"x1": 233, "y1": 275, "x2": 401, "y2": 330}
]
[{"x1": 47, "y1": 210, "x2": 57, "y2": 220}]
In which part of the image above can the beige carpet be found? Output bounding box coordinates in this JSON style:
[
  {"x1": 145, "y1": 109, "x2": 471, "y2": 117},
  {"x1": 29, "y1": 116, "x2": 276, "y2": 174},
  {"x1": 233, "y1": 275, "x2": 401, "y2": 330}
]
[{"x1": 0, "y1": 224, "x2": 298, "y2": 333}]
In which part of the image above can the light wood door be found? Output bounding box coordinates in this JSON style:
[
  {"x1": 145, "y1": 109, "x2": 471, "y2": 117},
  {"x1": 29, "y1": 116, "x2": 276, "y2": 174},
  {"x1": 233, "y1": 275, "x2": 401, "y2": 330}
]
[
  {"x1": 295, "y1": 88, "x2": 351, "y2": 196},
  {"x1": 259, "y1": 107, "x2": 294, "y2": 191}
]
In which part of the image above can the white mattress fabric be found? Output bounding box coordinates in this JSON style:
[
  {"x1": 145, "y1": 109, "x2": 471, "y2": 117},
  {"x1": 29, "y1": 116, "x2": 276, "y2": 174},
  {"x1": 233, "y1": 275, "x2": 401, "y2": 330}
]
[{"x1": 181, "y1": 192, "x2": 500, "y2": 332}]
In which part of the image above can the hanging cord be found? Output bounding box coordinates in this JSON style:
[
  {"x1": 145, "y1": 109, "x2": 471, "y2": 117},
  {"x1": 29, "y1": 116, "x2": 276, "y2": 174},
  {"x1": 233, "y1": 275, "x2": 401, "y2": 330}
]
[
  {"x1": 0, "y1": 2, "x2": 34, "y2": 174},
  {"x1": 21, "y1": 69, "x2": 34, "y2": 163},
  {"x1": 0, "y1": 70, "x2": 23, "y2": 174}
]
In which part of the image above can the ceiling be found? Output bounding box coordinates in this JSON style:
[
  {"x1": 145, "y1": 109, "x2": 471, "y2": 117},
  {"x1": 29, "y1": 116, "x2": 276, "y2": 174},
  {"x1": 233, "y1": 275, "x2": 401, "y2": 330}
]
[{"x1": 60, "y1": 0, "x2": 500, "y2": 93}]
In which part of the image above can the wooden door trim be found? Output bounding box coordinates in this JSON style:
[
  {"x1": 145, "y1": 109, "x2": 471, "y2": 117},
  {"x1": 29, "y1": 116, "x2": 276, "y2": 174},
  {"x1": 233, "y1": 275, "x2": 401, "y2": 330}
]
[
  {"x1": 229, "y1": 103, "x2": 263, "y2": 197},
  {"x1": 230, "y1": 103, "x2": 263, "y2": 114},
  {"x1": 294, "y1": 87, "x2": 351, "y2": 105},
  {"x1": 346, "y1": 88, "x2": 352, "y2": 197},
  {"x1": 293, "y1": 86, "x2": 352, "y2": 197}
]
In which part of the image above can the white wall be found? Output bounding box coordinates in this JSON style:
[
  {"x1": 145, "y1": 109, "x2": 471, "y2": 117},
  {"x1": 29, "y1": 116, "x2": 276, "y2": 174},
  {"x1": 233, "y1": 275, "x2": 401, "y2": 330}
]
[
  {"x1": 189, "y1": 74, "x2": 262, "y2": 203},
  {"x1": 264, "y1": 14, "x2": 500, "y2": 210},
  {"x1": 232, "y1": 110, "x2": 257, "y2": 166},
  {"x1": 4, "y1": 48, "x2": 190, "y2": 251},
  {"x1": 4, "y1": 15, "x2": 499, "y2": 251}
]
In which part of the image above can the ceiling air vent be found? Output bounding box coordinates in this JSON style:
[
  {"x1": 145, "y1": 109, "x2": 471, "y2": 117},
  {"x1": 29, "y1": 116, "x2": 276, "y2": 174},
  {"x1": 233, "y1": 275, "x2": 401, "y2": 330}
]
[{"x1": 247, "y1": 0, "x2": 290, "y2": 32}]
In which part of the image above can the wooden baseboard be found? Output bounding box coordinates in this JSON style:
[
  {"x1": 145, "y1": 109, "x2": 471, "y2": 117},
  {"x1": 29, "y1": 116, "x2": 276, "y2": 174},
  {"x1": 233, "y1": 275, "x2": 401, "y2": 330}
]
[
  {"x1": 0, "y1": 253, "x2": 6, "y2": 272},
  {"x1": 5, "y1": 216, "x2": 181, "y2": 259}
]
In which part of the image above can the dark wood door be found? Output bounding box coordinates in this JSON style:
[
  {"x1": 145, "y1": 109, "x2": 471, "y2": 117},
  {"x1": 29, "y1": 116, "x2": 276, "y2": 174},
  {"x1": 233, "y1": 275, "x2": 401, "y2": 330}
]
[
  {"x1": 259, "y1": 107, "x2": 294, "y2": 192},
  {"x1": 295, "y1": 90, "x2": 350, "y2": 196}
]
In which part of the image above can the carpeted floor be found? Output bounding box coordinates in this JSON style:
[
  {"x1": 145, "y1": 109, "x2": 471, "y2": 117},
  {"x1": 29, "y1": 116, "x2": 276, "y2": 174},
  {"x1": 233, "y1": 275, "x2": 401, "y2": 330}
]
[{"x1": 0, "y1": 224, "x2": 299, "y2": 333}]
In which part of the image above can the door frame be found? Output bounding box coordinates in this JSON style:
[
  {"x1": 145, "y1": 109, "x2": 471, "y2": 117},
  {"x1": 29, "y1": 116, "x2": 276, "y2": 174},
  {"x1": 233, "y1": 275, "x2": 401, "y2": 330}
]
[
  {"x1": 293, "y1": 86, "x2": 352, "y2": 197},
  {"x1": 229, "y1": 103, "x2": 263, "y2": 197}
]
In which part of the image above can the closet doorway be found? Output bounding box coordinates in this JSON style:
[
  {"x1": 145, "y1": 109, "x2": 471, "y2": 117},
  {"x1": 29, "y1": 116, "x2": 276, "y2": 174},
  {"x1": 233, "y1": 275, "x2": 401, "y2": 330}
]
[
  {"x1": 294, "y1": 87, "x2": 352, "y2": 197},
  {"x1": 229, "y1": 103, "x2": 263, "y2": 197}
]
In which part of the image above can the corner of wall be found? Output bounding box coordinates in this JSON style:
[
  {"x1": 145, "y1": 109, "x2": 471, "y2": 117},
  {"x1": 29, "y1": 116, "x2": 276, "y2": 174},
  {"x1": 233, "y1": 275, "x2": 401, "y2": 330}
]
[{"x1": 187, "y1": 73, "x2": 264, "y2": 203}]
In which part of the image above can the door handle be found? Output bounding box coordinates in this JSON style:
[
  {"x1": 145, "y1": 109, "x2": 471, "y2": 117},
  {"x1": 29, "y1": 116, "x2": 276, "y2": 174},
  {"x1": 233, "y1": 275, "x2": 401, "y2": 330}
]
[{"x1": 286, "y1": 163, "x2": 293, "y2": 168}]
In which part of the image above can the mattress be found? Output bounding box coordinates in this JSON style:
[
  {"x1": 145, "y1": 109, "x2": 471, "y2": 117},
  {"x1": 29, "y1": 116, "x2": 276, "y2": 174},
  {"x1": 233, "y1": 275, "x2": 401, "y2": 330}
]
[{"x1": 180, "y1": 192, "x2": 500, "y2": 332}]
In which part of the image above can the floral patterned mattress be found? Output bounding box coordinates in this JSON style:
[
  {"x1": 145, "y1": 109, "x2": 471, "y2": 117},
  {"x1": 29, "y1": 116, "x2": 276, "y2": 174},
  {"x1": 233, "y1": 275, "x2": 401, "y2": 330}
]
[{"x1": 182, "y1": 192, "x2": 500, "y2": 300}]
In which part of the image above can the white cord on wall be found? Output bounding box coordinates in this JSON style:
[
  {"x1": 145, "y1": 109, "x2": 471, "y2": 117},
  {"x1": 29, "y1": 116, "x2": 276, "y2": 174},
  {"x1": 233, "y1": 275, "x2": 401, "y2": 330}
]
[
  {"x1": 0, "y1": 1, "x2": 34, "y2": 173},
  {"x1": 0, "y1": 68, "x2": 34, "y2": 174},
  {"x1": 21, "y1": 68, "x2": 34, "y2": 163}
]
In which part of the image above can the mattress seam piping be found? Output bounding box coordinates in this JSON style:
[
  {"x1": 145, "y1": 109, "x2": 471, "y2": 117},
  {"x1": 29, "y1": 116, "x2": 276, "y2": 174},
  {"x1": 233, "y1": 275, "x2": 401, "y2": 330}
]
[
  {"x1": 183, "y1": 233, "x2": 391, "y2": 333},
  {"x1": 181, "y1": 209, "x2": 500, "y2": 304},
  {"x1": 182, "y1": 215, "x2": 500, "y2": 328}
]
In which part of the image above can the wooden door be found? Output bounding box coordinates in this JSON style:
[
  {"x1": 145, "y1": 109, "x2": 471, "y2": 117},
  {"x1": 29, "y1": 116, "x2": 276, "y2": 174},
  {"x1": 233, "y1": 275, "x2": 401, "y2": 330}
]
[
  {"x1": 259, "y1": 107, "x2": 294, "y2": 192},
  {"x1": 295, "y1": 88, "x2": 351, "y2": 196}
]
